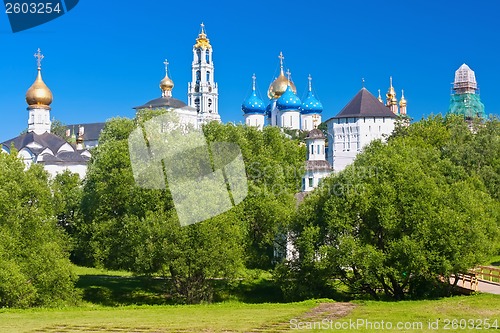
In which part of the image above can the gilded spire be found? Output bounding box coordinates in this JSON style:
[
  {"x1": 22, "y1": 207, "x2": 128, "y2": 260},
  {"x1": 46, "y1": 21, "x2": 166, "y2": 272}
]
[
  {"x1": 386, "y1": 76, "x2": 397, "y2": 106},
  {"x1": 194, "y1": 22, "x2": 211, "y2": 49},
  {"x1": 26, "y1": 48, "x2": 53, "y2": 107},
  {"x1": 399, "y1": 89, "x2": 407, "y2": 107},
  {"x1": 378, "y1": 89, "x2": 383, "y2": 103},
  {"x1": 160, "y1": 59, "x2": 174, "y2": 97}
]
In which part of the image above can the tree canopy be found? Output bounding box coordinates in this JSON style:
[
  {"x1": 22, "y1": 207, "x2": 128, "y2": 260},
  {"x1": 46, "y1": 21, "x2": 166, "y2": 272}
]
[
  {"x1": 279, "y1": 115, "x2": 500, "y2": 300},
  {"x1": 75, "y1": 113, "x2": 305, "y2": 303},
  {"x1": 0, "y1": 152, "x2": 78, "y2": 307}
]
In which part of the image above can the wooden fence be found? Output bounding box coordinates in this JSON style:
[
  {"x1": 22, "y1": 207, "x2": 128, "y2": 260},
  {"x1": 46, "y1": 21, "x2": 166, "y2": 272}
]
[{"x1": 472, "y1": 266, "x2": 500, "y2": 284}]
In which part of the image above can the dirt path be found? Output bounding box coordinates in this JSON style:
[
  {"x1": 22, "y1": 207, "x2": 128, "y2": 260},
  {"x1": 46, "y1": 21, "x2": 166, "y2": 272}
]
[{"x1": 246, "y1": 302, "x2": 357, "y2": 333}]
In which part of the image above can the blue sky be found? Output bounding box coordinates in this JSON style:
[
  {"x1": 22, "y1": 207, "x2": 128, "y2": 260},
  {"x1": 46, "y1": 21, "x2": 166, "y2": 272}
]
[{"x1": 1, "y1": 0, "x2": 499, "y2": 141}]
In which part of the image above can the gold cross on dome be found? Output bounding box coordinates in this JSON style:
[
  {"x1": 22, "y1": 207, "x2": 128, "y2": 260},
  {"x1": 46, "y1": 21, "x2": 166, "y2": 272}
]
[
  {"x1": 285, "y1": 69, "x2": 291, "y2": 81},
  {"x1": 34, "y1": 48, "x2": 44, "y2": 68}
]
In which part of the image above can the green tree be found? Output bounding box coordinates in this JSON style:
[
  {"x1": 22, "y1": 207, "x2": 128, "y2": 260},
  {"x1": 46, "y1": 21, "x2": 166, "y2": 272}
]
[
  {"x1": 76, "y1": 113, "x2": 305, "y2": 302},
  {"x1": 281, "y1": 116, "x2": 500, "y2": 300},
  {"x1": 51, "y1": 170, "x2": 82, "y2": 234},
  {"x1": 0, "y1": 152, "x2": 78, "y2": 307},
  {"x1": 203, "y1": 123, "x2": 305, "y2": 269},
  {"x1": 51, "y1": 118, "x2": 68, "y2": 138}
]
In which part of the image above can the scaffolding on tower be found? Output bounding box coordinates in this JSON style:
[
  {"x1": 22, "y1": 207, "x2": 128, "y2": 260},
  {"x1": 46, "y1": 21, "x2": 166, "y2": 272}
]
[{"x1": 448, "y1": 64, "x2": 486, "y2": 119}]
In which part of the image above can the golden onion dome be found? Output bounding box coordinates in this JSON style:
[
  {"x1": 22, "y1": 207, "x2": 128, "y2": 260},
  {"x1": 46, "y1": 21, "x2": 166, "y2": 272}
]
[
  {"x1": 268, "y1": 70, "x2": 297, "y2": 99},
  {"x1": 160, "y1": 73, "x2": 174, "y2": 92},
  {"x1": 26, "y1": 67, "x2": 53, "y2": 107}
]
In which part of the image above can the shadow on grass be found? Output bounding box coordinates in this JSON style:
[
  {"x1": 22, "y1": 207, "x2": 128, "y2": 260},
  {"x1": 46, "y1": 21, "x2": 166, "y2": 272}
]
[
  {"x1": 77, "y1": 274, "x2": 352, "y2": 306},
  {"x1": 76, "y1": 275, "x2": 173, "y2": 306}
]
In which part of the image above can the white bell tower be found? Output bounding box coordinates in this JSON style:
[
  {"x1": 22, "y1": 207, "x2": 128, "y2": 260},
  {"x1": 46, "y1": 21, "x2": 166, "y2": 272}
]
[{"x1": 188, "y1": 23, "x2": 221, "y2": 125}]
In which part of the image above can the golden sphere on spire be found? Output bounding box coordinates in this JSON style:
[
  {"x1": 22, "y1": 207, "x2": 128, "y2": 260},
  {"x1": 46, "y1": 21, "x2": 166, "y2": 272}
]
[{"x1": 26, "y1": 68, "x2": 53, "y2": 107}]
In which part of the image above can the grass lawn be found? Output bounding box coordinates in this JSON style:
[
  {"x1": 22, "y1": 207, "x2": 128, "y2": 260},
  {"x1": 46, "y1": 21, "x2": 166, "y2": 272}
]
[
  {"x1": 0, "y1": 266, "x2": 498, "y2": 332},
  {"x1": 0, "y1": 301, "x2": 315, "y2": 333},
  {"x1": 333, "y1": 294, "x2": 500, "y2": 333},
  {"x1": 486, "y1": 255, "x2": 500, "y2": 267}
]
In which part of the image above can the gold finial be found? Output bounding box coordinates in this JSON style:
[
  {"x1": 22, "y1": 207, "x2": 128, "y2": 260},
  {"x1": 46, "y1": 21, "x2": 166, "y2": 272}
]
[
  {"x1": 26, "y1": 48, "x2": 53, "y2": 107},
  {"x1": 160, "y1": 58, "x2": 174, "y2": 97},
  {"x1": 362, "y1": 77, "x2": 365, "y2": 88},
  {"x1": 378, "y1": 89, "x2": 383, "y2": 103},
  {"x1": 163, "y1": 59, "x2": 169, "y2": 74},
  {"x1": 200, "y1": 22, "x2": 205, "y2": 34},
  {"x1": 399, "y1": 89, "x2": 407, "y2": 107},
  {"x1": 252, "y1": 73, "x2": 256, "y2": 91},
  {"x1": 34, "y1": 48, "x2": 44, "y2": 68},
  {"x1": 386, "y1": 76, "x2": 397, "y2": 106},
  {"x1": 278, "y1": 51, "x2": 284, "y2": 71}
]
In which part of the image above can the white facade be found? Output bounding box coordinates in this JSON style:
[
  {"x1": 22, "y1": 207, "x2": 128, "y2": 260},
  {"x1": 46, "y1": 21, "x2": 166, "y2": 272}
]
[
  {"x1": 187, "y1": 24, "x2": 221, "y2": 125},
  {"x1": 327, "y1": 116, "x2": 395, "y2": 171},
  {"x1": 28, "y1": 105, "x2": 51, "y2": 134},
  {"x1": 244, "y1": 114, "x2": 265, "y2": 129},
  {"x1": 302, "y1": 129, "x2": 332, "y2": 192},
  {"x1": 325, "y1": 88, "x2": 398, "y2": 172},
  {"x1": 278, "y1": 110, "x2": 301, "y2": 130},
  {"x1": 301, "y1": 113, "x2": 322, "y2": 132}
]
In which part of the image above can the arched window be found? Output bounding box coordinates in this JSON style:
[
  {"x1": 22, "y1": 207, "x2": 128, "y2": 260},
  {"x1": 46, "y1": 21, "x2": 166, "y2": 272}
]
[
  {"x1": 196, "y1": 71, "x2": 201, "y2": 83},
  {"x1": 205, "y1": 50, "x2": 210, "y2": 64},
  {"x1": 194, "y1": 98, "x2": 200, "y2": 112},
  {"x1": 196, "y1": 49, "x2": 201, "y2": 64},
  {"x1": 206, "y1": 71, "x2": 210, "y2": 82},
  {"x1": 208, "y1": 99, "x2": 212, "y2": 107}
]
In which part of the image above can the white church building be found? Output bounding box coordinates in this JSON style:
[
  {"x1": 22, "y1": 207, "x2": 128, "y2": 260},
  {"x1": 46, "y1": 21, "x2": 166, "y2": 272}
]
[{"x1": 1, "y1": 49, "x2": 91, "y2": 178}]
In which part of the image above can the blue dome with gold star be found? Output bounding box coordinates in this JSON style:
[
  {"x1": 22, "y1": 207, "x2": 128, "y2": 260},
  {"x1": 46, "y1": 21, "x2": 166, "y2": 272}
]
[
  {"x1": 276, "y1": 85, "x2": 301, "y2": 111},
  {"x1": 301, "y1": 90, "x2": 323, "y2": 114}
]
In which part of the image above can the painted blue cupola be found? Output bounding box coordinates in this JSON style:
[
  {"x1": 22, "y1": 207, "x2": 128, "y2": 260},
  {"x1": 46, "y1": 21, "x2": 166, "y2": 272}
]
[{"x1": 300, "y1": 75, "x2": 323, "y2": 114}]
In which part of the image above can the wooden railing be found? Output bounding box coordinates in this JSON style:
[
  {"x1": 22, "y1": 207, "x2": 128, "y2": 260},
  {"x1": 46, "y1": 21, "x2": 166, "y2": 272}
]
[
  {"x1": 452, "y1": 273, "x2": 478, "y2": 292},
  {"x1": 472, "y1": 266, "x2": 500, "y2": 284}
]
